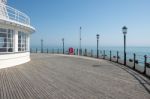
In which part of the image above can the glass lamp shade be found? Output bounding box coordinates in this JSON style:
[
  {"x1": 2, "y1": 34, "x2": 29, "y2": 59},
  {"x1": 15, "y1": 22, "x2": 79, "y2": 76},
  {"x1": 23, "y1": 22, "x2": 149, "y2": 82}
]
[
  {"x1": 122, "y1": 26, "x2": 127, "y2": 35},
  {"x1": 96, "y1": 34, "x2": 100, "y2": 39}
]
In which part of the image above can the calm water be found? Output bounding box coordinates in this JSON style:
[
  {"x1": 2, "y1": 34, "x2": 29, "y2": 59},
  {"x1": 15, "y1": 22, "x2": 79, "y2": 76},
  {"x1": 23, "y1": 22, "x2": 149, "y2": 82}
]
[{"x1": 31, "y1": 46, "x2": 150, "y2": 64}]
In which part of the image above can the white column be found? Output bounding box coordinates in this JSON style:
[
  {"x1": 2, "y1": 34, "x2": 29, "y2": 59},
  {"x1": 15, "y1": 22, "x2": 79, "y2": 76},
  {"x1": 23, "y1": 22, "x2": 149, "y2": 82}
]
[
  {"x1": 14, "y1": 30, "x2": 18, "y2": 52},
  {"x1": 27, "y1": 34, "x2": 30, "y2": 52}
]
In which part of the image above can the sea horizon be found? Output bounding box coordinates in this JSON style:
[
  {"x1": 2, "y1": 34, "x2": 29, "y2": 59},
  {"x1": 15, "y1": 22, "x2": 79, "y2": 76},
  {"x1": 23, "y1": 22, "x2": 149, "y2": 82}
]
[
  {"x1": 31, "y1": 45, "x2": 150, "y2": 53},
  {"x1": 30, "y1": 46, "x2": 150, "y2": 64}
]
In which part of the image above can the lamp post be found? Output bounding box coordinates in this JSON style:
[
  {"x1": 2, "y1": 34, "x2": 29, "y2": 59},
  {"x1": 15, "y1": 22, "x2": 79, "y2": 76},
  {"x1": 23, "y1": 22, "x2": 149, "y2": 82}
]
[
  {"x1": 122, "y1": 26, "x2": 127, "y2": 65},
  {"x1": 62, "y1": 38, "x2": 64, "y2": 54},
  {"x1": 96, "y1": 34, "x2": 100, "y2": 58},
  {"x1": 41, "y1": 39, "x2": 43, "y2": 53},
  {"x1": 79, "y1": 26, "x2": 82, "y2": 56}
]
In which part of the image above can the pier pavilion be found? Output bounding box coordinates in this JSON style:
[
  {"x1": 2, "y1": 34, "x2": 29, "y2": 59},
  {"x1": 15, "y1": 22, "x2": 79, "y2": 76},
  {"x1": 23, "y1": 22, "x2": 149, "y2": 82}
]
[{"x1": 0, "y1": 0, "x2": 35, "y2": 68}]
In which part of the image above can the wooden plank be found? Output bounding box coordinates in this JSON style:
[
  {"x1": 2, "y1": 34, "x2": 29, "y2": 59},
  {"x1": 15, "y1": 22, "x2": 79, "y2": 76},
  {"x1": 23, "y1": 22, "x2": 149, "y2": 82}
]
[{"x1": 0, "y1": 53, "x2": 149, "y2": 99}]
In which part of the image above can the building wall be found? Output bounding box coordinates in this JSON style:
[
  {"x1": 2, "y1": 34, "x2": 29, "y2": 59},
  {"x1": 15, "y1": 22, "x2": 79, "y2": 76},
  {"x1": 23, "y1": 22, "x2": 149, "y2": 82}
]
[
  {"x1": 0, "y1": 22, "x2": 31, "y2": 69},
  {"x1": 0, "y1": 52, "x2": 30, "y2": 69},
  {"x1": 0, "y1": 0, "x2": 35, "y2": 69},
  {"x1": 0, "y1": 23, "x2": 31, "y2": 53}
]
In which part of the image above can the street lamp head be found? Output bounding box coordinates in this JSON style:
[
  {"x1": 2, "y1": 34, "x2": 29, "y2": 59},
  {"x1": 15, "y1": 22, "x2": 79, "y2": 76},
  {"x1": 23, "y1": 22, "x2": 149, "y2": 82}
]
[
  {"x1": 122, "y1": 26, "x2": 127, "y2": 35},
  {"x1": 96, "y1": 34, "x2": 100, "y2": 39}
]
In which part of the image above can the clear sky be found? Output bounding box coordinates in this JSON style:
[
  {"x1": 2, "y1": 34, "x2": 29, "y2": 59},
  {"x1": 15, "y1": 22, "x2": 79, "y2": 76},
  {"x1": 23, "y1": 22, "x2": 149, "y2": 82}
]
[{"x1": 9, "y1": 0, "x2": 150, "y2": 48}]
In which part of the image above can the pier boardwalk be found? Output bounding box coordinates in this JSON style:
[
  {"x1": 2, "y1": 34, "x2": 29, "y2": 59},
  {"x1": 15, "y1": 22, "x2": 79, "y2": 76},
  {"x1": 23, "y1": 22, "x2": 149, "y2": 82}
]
[{"x1": 0, "y1": 54, "x2": 150, "y2": 99}]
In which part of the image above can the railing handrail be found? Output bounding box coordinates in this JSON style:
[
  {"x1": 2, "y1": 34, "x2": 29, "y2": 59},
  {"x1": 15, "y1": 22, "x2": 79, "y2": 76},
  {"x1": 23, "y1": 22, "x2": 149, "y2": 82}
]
[{"x1": 0, "y1": 3, "x2": 30, "y2": 25}]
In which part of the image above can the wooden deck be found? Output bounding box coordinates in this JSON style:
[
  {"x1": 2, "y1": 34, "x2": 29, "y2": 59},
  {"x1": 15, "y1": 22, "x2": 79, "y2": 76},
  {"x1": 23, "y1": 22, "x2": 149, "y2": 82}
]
[{"x1": 0, "y1": 53, "x2": 150, "y2": 99}]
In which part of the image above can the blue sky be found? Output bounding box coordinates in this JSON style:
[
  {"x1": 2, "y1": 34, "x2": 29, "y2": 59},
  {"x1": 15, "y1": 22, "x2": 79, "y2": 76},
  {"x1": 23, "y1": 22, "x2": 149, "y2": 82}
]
[{"x1": 9, "y1": 0, "x2": 150, "y2": 48}]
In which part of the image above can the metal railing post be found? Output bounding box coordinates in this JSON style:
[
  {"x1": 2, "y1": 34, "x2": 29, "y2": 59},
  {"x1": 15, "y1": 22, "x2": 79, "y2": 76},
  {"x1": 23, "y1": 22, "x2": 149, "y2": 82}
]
[
  {"x1": 110, "y1": 50, "x2": 112, "y2": 61},
  {"x1": 47, "y1": 48, "x2": 48, "y2": 53},
  {"x1": 144, "y1": 55, "x2": 147, "y2": 74},
  {"x1": 80, "y1": 49, "x2": 82, "y2": 56},
  {"x1": 103, "y1": 50, "x2": 105, "y2": 59},
  {"x1": 76, "y1": 49, "x2": 78, "y2": 55},
  {"x1": 74, "y1": 49, "x2": 75, "y2": 55},
  {"x1": 91, "y1": 50, "x2": 93, "y2": 57},
  {"x1": 133, "y1": 53, "x2": 136, "y2": 69},
  {"x1": 84, "y1": 49, "x2": 87, "y2": 56},
  {"x1": 36, "y1": 48, "x2": 37, "y2": 53},
  {"x1": 30, "y1": 48, "x2": 32, "y2": 53},
  {"x1": 117, "y1": 51, "x2": 119, "y2": 63}
]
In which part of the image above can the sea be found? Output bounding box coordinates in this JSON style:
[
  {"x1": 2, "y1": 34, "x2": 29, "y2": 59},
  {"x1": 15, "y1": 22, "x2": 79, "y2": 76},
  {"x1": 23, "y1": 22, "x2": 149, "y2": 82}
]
[{"x1": 31, "y1": 46, "x2": 150, "y2": 65}]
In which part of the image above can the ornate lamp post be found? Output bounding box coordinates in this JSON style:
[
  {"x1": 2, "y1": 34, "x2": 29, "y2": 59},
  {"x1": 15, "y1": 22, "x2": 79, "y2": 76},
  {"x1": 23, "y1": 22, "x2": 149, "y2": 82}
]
[
  {"x1": 62, "y1": 38, "x2": 64, "y2": 54},
  {"x1": 96, "y1": 34, "x2": 100, "y2": 58},
  {"x1": 122, "y1": 26, "x2": 127, "y2": 65}
]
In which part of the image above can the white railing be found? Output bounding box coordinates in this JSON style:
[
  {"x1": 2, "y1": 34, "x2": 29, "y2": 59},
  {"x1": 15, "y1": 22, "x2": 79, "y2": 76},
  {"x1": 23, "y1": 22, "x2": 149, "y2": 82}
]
[{"x1": 0, "y1": 3, "x2": 30, "y2": 25}]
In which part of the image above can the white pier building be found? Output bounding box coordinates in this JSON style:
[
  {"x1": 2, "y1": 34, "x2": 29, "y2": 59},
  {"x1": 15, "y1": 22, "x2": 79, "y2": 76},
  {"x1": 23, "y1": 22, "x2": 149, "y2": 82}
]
[{"x1": 0, "y1": 0, "x2": 35, "y2": 68}]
